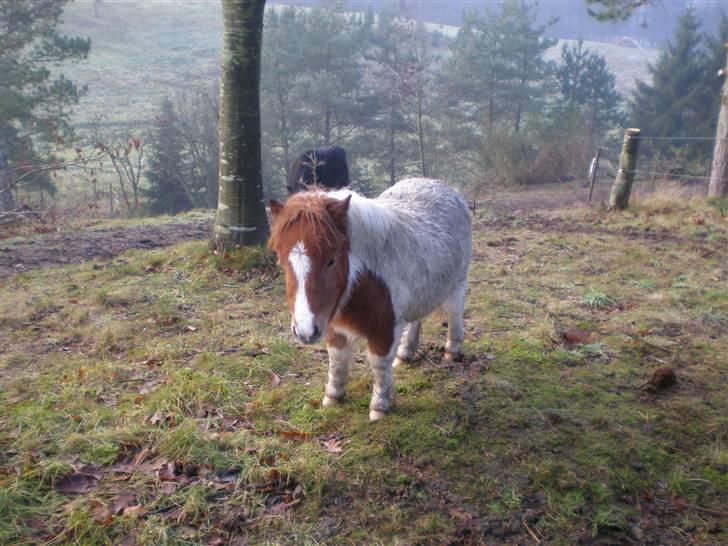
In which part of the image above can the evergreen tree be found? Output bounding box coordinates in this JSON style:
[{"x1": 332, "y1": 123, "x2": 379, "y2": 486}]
[
  {"x1": 557, "y1": 40, "x2": 624, "y2": 134},
  {"x1": 630, "y1": 8, "x2": 714, "y2": 158},
  {"x1": 0, "y1": 1, "x2": 90, "y2": 211},
  {"x1": 145, "y1": 97, "x2": 191, "y2": 215}
]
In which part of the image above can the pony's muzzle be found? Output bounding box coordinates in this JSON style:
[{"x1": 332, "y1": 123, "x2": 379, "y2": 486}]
[{"x1": 292, "y1": 322, "x2": 322, "y2": 344}]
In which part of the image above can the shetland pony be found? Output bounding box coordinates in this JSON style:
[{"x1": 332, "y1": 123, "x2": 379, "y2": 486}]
[{"x1": 269, "y1": 178, "x2": 471, "y2": 421}]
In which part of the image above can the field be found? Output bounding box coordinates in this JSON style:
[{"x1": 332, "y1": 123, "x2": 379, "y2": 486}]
[
  {"x1": 1, "y1": 188, "x2": 726, "y2": 545},
  {"x1": 57, "y1": 1, "x2": 657, "y2": 130}
]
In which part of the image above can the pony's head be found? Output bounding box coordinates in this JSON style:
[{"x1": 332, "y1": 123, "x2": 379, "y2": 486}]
[{"x1": 269, "y1": 193, "x2": 352, "y2": 344}]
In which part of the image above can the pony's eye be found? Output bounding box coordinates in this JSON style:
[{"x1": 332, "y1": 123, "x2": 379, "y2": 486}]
[{"x1": 326, "y1": 258, "x2": 335, "y2": 268}]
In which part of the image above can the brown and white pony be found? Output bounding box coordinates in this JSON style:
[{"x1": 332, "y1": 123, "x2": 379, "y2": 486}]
[{"x1": 269, "y1": 178, "x2": 472, "y2": 421}]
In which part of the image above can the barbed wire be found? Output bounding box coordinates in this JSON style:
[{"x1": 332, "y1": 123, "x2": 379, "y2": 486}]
[
  {"x1": 636, "y1": 136, "x2": 722, "y2": 142},
  {"x1": 622, "y1": 169, "x2": 728, "y2": 183}
]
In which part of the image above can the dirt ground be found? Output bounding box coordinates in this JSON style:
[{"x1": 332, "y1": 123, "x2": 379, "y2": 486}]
[
  {"x1": 0, "y1": 217, "x2": 212, "y2": 279},
  {"x1": 0, "y1": 180, "x2": 634, "y2": 280}
]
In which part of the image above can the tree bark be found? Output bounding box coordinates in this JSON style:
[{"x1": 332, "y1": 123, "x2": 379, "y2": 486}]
[
  {"x1": 213, "y1": 0, "x2": 270, "y2": 249},
  {"x1": 0, "y1": 136, "x2": 15, "y2": 213},
  {"x1": 415, "y1": 74, "x2": 427, "y2": 178},
  {"x1": 609, "y1": 128, "x2": 641, "y2": 210},
  {"x1": 708, "y1": 44, "x2": 728, "y2": 198}
]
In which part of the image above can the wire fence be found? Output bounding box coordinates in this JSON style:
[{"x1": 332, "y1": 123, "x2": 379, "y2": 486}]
[{"x1": 590, "y1": 131, "x2": 722, "y2": 201}]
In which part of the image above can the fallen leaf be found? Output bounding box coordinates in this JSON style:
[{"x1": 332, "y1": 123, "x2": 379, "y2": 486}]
[
  {"x1": 158, "y1": 462, "x2": 178, "y2": 481},
  {"x1": 184, "y1": 325, "x2": 198, "y2": 332},
  {"x1": 108, "y1": 492, "x2": 137, "y2": 516},
  {"x1": 562, "y1": 327, "x2": 594, "y2": 346},
  {"x1": 148, "y1": 411, "x2": 175, "y2": 427},
  {"x1": 132, "y1": 447, "x2": 152, "y2": 467},
  {"x1": 56, "y1": 473, "x2": 99, "y2": 494},
  {"x1": 648, "y1": 368, "x2": 677, "y2": 389},
  {"x1": 206, "y1": 534, "x2": 225, "y2": 546},
  {"x1": 322, "y1": 438, "x2": 344, "y2": 454},
  {"x1": 159, "y1": 482, "x2": 177, "y2": 495},
  {"x1": 110, "y1": 461, "x2": 136, "y2": 475},
  {"x1": 279, "y1": 430, "x2": 311, "y2": 441},
  {"x1": 270, "y1": 372, "x2": 281, "y2": 387}
]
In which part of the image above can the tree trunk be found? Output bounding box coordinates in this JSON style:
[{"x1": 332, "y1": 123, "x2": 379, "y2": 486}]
[
  {"x1": 416, "y1": 84, "x2": 427, "y2": 178},
  {"x1": 609, "y1": 128, "x2": 641, "y2": 210},
  {"x1": 0, "y1": 136, "x2": 15, "y2": 213},
  {"x1": 213, "y1": 0, "x2": 270, "y2": 249},
  {"x1": 388, "y1": 103, "x2": 396, "y2": 187},
  {"x1": 708, "y1": 45, "x2": 728, "y2": 198}
]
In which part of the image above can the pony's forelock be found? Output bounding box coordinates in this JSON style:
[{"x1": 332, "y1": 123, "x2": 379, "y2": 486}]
[{"x1": 269, "y1": 193, "x2": 347, "y2": 253}]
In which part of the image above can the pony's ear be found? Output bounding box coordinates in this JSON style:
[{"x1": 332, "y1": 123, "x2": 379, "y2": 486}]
[
  {"x1": 269, "y1": 200, "x2": 284, "y2": 219},
  {"x1": 326, "y1": 195, "x2": 351, "y2": 227}
]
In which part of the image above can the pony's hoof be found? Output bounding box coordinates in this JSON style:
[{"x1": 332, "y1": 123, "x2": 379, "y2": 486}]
[
  {"x1": 322, "y1": 395, "x2": 341, "y2": 408},
  {"x1": 369, "y1": 409, "x2": 387, "y2": 421},
  {"x1": 444, "y1": 351, "x2": 460, "y2": 362}
]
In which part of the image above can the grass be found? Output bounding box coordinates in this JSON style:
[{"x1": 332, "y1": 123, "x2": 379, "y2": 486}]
[{"x1": 1, "y1": 197, "x2": 727, "y2": 544}]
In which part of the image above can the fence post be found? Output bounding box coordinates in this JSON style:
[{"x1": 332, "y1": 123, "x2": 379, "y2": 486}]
[
  {"x1": 708, "y1": 43, "x2": 728, "y2": 198},
  {"x1": 588, "y1": 147, "x2": 601, "y2": 202},
  {"x1": 609, "y1": 128, "x2": 641, "y2": 210}
]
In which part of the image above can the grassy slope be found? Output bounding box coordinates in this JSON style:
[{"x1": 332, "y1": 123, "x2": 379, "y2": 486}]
[
  {"x1": 1, "y1": 197, "x2": 726, "y2": 545},
  {"x1": 58, "y1": 1, "x2": 656, "y2": 129}
]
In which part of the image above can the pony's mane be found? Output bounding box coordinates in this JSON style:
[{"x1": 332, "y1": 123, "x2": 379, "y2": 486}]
[{"x1": 269, "y1": 192, "x2": 347, "y2": 250}]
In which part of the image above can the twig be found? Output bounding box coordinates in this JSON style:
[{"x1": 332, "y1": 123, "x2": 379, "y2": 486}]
[
  {"x1": 622, "y1": 332, "x2": 674, "y2": 354},
  {"x1": 522, "y1": 518, "x2": 542, "y2": 544}
]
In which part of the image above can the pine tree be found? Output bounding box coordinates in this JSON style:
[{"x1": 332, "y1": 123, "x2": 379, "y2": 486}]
[
  {"x1": 0, "y1": 1, "x2": 90, "y2": 211},
  {"x1": 145, "y1": 97, "x2": 192, "y2": 215},
  {"x1": 630, "y1": 8, "x2": 713, "y2": 158},
  {"x1": 557, "y1": 40, "x2": 623, "y2": 135}
]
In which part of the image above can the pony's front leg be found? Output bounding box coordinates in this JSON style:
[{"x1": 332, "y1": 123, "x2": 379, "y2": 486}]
[
  {"x1": 367, "y1": 324, "x2": 404, "y2": 421},
  {"x1": 323, "y1": 332, "x2": 353, "y2": 407}
]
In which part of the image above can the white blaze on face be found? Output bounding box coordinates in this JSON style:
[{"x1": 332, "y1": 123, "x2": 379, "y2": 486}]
[{"x1": 289, "y1": 241, "x2": 315, "y2": 338}]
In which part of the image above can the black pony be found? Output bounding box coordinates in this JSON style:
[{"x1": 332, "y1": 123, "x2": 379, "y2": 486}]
[{"x1": 287, "y1": 146, "x2": 350, "y2": 195}]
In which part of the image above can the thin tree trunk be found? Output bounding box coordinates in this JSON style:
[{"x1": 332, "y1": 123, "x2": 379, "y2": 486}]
[
  {"x1": 213, "y1": 0, "x2": 269, "y2": 249},
  {"x1": 389, "y1": 103, "x2": 396, "y2": 187},
  {"x1": 0, "y1": 136, "x2": 15, "y2": 213},
  {"x1": 708, "y1": 45, "x2": 728, "y2": 198},
  {"x1": 416, "y1": 84, "x2": 427, "y2": 178}
]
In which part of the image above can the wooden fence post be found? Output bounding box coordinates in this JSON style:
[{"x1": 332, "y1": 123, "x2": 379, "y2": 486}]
[
  {"x1": 588, "y1": 147, "x2": 601, "y2": 202},
  {"x1": 609, "y1": 128, "x2": 641, "y2": 210}
]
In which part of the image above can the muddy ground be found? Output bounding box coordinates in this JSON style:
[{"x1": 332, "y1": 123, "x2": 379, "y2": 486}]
[
  {"x1": 0, "y1": 217, "x2": 212, "y2": 279},
  {"x1": 0, "y1": 181, "x2": 617, "y2": 280}
]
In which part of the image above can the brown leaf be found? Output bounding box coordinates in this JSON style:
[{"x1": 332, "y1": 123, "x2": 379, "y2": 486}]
[
  {"x1": 184, "y1": 325, "x2": 198, "y2": 333},
  {"x1": 206, "y1": 535, "x2": 225, "y2": 546},
  {"x1": 322, "y1": 438, "x2": 345, "y2": 454},
  {"x1": 158, "y1": 462, "x2": 178, "y2": 481},
  {"x1": 110, "y1": 461, "x2": 136, "y2": 475},
  {"x1": 270, "y1": 372, "x2": 281, "y2": 387},
  {"x1": 648, "y1": 368, "x2": 677, "y2": 389},
  {"x1": 56, "y1": 473, "x2": 99, "y2": 494},
  {"x1": 132, "y1": 447, "x2": 152, "y2": 467},
  {"x1": 159, "y1": 482, "x2": 177, "y2": 495},
  {"x1": 148, "y1": 411, "x2": 175, "y2": 427},
  {"x1": 562, "y1": 327, "x2": 594, "y2": 346},
  {"x1": 108, "y1": 492, "x2": 137, "y2": 516},
  {"x1": 279, "y1": 430, "x2": 311, "y2": 441}
]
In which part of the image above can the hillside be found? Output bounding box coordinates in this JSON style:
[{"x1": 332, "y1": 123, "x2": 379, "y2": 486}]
[{"x1": 58, "y1": 1, "x2": 658, "y2": 130}]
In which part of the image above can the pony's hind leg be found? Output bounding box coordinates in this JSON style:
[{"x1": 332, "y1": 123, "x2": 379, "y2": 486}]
[
  {"x1": 323, "y1": 332, "x2": 354, "y2": 407},
  {"x1": 394, "y1": 321, "x2": 421, "y2": 367},
  {"x1": 443, "y1": 280, "x2": 467, "y2": 362}
]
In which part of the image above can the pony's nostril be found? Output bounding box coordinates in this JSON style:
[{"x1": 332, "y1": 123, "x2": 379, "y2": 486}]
[{"x1": 312, "y1": 325, "x2": 320, "y2": 339}]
